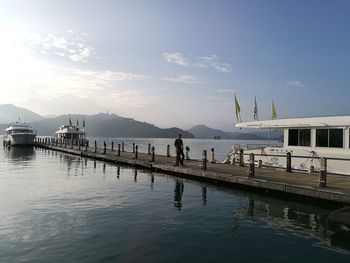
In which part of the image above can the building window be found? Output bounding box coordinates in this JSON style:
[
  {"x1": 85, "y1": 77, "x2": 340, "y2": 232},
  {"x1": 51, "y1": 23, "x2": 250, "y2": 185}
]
[
  {"x1": 316, "y1": 129, "x2": 343, "y2": 148},
  {"x1": 288, "y1": 129, "x2": 310, "y2": 146}
]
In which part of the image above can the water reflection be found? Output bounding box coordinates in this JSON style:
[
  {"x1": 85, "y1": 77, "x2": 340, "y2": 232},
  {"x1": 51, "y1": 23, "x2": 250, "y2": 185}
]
[
  {"x1": 17, "y1": 148, "x2": 350, "y2": 255},
  {"x1": 174, "y1": 180, "x2": 184, "y2": 210},
  {"x1": 4, "y1": 146, "x2": 35, "y2": 164},
  {"x1": 234, "y1": 195, "x2": 350, "y2": 253},
  {"x1": 201, "y1": 186, "x2": 207, "y2": 205},
  {"x1": 134, "y1": 169, "x2": 137, "y2": 182},
  {"x1": 150, "y1": 174, "x2": 154, "y2": 190},
  {"x1": 117, "y1": 166, "x2": 120, "y2": 178}
]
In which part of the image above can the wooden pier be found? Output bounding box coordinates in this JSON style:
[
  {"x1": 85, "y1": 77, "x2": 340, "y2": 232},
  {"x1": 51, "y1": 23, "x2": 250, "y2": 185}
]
[{"x1": 35, "y1": 138, "x2": 350, "y2": 205}]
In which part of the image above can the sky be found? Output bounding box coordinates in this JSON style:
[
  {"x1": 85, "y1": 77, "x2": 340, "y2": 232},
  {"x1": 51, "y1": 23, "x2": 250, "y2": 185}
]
[{"x1": 0, "y1": 0, "x2": 350, "y2": 131}]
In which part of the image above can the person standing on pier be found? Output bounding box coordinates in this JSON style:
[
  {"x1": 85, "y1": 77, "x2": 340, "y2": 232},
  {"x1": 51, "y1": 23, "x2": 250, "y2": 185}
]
[{"x1": 174, "y1": 133, "x2": 185, "y2": 166}]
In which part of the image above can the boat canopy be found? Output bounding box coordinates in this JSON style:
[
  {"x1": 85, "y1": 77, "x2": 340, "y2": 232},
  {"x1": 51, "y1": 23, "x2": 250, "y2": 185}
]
[
  {"x1": 5, "y1": 123, "x2": 34, "y2": 132},
  {"x1": 55, "y1": 125, "x2": 86, "y2": 135},
  {"x1": 235, "y1": 116, "x2": 350, "y2": 129}
]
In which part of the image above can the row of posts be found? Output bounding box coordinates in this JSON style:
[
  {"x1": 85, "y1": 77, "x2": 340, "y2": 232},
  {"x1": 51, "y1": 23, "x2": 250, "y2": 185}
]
[
  {"x1": 201, "y1": 148, "x2": 328, "y2": 187},
  {"x1": 36, "y1": 137, "x2": 328, "y2": 188}
]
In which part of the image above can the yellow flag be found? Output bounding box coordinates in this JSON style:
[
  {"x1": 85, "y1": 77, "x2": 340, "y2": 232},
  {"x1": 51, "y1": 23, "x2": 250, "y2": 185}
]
[
  {"x1": 253, "y1": 97, "x2": 258, "y2": 121},
  {"x1": 234, "y1": 94, "x2": 242, "y2": 123},
  {"x1": 271, "y1": 100, "x2": 277, "y2": 120}
]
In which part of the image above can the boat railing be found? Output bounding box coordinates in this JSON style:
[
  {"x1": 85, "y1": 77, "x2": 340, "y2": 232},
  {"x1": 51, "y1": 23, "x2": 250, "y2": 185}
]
[
  {"x1": 240, "y1": 143, "x2": 282, "y2": 150},
  {"x1": 220, "y1": 146, "x2": 350, "y2": 177}
]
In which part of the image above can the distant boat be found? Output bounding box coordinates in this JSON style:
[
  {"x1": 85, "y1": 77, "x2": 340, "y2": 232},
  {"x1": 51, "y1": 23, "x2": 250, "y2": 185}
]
[
  {"x1": 224, "y1": 116, "x2": 350, "y2": 175},
  {"x1": 213, "y1": 136, "x2": 221, "y2": 140},
  {"x1": 54, "y1": 125, "x2": 88, "y2": 146},
  {"x1": 3, "y1": 122, "x2": 36, "y2": 146}
]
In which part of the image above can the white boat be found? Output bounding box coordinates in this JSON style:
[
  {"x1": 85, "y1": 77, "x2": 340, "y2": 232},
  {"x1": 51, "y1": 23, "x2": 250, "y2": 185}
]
[
  {"x1": 225, "y1": 116, "x2": 350, "y2": 175},
  {"x1": 54, "y1": 125, "x2": 88, "y2": 146},
  {"x1": 3, "y1": 122, "x2": 36, "y2": 146}
]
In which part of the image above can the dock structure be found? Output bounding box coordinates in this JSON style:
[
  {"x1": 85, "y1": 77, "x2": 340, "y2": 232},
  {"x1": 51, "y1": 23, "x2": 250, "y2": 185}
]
[{"x1": 35, "y1": 138, "x2": 350, "y2": 205}]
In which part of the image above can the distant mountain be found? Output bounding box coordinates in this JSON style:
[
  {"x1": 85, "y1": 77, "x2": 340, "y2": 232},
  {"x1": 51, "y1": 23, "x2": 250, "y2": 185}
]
[
  {"x1": 188, "y1": 124, "x2": 282, "y2": 140},
  {"x1": 28, "y1": 113, "x2": 195, "y2": 138},
  {"x1": 0, "y1": 104, "x2": 44, "y2": 124},
  {"x1": 188, "y1": 125, "x2": 227, "y2": 139}
]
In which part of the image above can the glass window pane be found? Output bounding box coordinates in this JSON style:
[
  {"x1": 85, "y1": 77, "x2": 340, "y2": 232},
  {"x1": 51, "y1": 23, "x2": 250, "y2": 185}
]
[
  {"x1": 288, "y1": 129, "x2": 298, "y2": 146},
  {"x1": 316, "y1": 129, "x2": 328, "y2": 147},
  {"x1": 329, "y1": 129, "x2": 343, "y2": 148},
  {"x1": 299, "y1": 129, "x2": 311, "y2": 146}
]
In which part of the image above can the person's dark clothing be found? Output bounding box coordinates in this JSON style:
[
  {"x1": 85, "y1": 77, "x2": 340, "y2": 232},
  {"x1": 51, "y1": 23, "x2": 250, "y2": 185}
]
[{"x1": 174, "y1": 138, "x2": 184, "y2": 165}]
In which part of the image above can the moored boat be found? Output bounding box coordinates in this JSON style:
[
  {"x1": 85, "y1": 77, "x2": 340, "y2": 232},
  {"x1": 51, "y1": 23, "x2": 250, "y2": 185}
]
[
  {"x1": 225, "y1": 116, "x2": 350, "y2": 175},
  {"x1": 3, "y1": 122, "x2": 37, "y2": 146},
  {"x1": 54, "y1": 124, "x2": 88, "y2": 146}
]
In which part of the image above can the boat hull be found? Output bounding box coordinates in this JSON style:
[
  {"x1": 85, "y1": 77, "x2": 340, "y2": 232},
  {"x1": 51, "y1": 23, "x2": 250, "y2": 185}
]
[{"x1": 3, "y1": 133, "x2": 36, "y2": 146}]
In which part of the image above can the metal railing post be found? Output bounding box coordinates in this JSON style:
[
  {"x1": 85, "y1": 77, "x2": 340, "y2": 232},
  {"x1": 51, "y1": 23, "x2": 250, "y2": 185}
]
[
  {"x1": 117, "y1": 144, "x2": 121, "y2": 156},
  {"x1": 239, "y1": 149, "x2": 244, "y2": 166},
  {"x1": 167, "y1": 145, "x2": 170, "y2": 157},
  {"x1": 151, "y1": 146, "x2": 155, "y2": 162},
  {"x1": 286, "y1": 152, "x2": 292, "y2": 172},
  {"x1": 319, "y1": 158, "x2": 327, "y2": 187},
  {"x1": 249, "y1": 153, "x2": 255, "y2": 177},
  {"x1": 185, "y1": 146, "x2": 190, "y2": 160},
  {"x1": 211, "y1": 148, "x2": 216, "y2": 163},
  {"x1": 202, "y1": 150, "x2": 207, "y2": 170}
]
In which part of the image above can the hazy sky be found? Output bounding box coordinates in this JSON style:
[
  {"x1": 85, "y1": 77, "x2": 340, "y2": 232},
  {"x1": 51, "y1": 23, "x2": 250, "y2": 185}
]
[{"x1": 1, "y1": 0, "x2": 350, "y2": 131}]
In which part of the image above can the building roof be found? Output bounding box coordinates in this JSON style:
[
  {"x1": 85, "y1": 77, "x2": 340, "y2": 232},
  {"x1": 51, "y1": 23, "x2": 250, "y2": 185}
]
[{"x1": 235, "y1": 116, "x2": 350, "y2": 129}]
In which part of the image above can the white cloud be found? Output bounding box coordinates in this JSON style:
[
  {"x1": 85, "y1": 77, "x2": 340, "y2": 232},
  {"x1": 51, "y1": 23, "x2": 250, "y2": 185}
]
[
  {"x1": 163, "y1": 52, "x2": 232, "y2": 72},
  {"x1": 162, "y1": 74, "x2": 203, "y2": 84},
  {"x1": 26, "y1": 31, "x2": 96, "y2": 63},
  {"x1": 162, "y1": 52, "x2": 188, "y2": 66},
  {"x1": 194, "y1": 55, "x2": 232, "y2": 72},
  {"x1": 69, "y1": 47, "x2": 93, "y2": 62},
  {"x1": 43, "y1": 34, "x2": 68, "y2": 49},
  {"x1": 285, "y1": 80, "x2": 306, "y2": 89}
]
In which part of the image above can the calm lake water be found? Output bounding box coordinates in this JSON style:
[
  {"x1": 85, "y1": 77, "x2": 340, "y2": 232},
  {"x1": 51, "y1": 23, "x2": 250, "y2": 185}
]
[
  {"x1": 88, "y1": 137, "x2": 279, "y2": 161},
  {"x1": 1, "y1": 138, "x2": 350, "y2": 263}
]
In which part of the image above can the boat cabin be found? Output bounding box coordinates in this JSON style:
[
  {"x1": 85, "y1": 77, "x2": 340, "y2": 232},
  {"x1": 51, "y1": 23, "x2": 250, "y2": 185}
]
[
  {"x1": 55, "y1": 125, "x2": 86, "y2": 142},
  {"x1": 5, "y1": 123, "x2": 36, "y2": 135},
  {"x1": 236, "y1": 116, "x2": 350, "y2": 152}
]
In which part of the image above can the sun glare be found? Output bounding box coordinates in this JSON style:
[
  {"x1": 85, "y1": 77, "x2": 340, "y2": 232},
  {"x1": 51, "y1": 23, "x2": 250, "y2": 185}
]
[{"x1": 0, "y1": 22, "x2": 54, "y2": 103}]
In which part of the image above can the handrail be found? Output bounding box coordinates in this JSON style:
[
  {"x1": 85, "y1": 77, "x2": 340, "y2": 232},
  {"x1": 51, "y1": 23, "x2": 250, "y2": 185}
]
[{"x1": 241, "y1": 153, "x2": 350, "y2": 162}]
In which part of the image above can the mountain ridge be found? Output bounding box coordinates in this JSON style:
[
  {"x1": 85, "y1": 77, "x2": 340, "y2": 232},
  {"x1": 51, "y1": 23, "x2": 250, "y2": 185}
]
[
  {"x1": 188, "y1": 124, "x2": 282, "y2": 140},
  {"x1": 0, "y1": 104, "x2": 44, "y2": 124}
]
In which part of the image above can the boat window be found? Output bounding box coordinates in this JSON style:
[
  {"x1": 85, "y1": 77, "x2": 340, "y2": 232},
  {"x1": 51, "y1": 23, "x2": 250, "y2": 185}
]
[
  {"x1": 288, "y1": 129, "x2": 310, "y2": 146},
  {"x1": 299, "y1": 129, "x2": 311, "y2": 146},
  {"x1": 288, "y1": 129, "x2": 298, "y2": 146},
  {"x1": 329, "y1": 129, "x2": 343, "y2": 148},
  {"x1": 316, "y1": 129, "x2": 343, "y2": 148},
  {"x1": 316, "y1": 129, "x2": 328, "y2": 147}
]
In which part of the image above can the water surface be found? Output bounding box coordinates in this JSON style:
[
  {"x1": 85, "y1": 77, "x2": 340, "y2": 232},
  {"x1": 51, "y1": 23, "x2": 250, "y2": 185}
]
[{"x1": 0, "y1": 144, "x2": 349, "y2": 263}]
